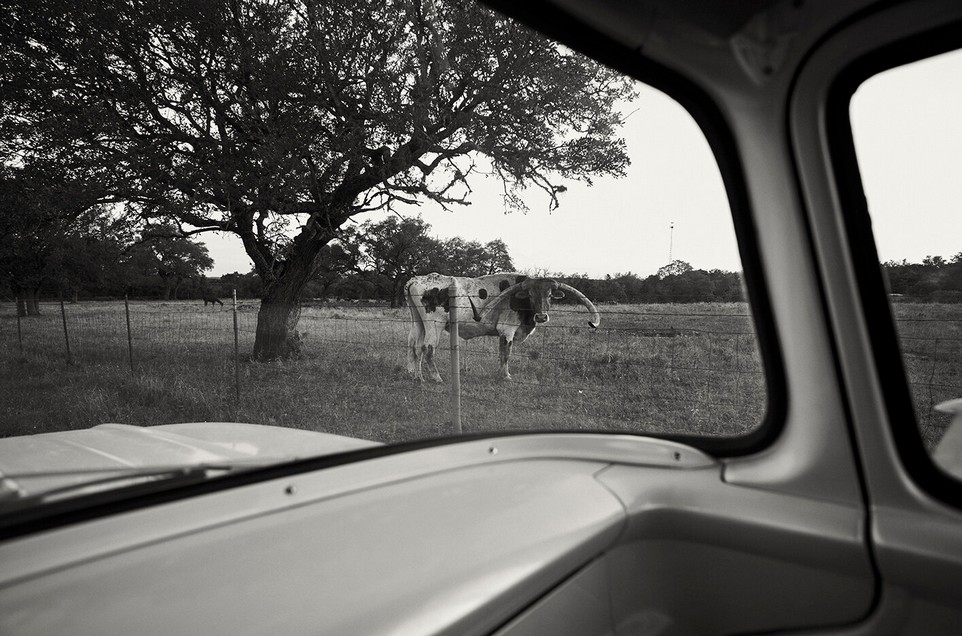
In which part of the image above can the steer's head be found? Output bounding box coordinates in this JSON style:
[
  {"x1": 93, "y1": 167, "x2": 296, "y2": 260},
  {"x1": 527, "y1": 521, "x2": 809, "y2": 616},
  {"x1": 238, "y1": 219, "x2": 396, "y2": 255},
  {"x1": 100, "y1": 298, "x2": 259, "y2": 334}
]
[
  {"x1": 509, "y1": 279, "x2": 566, "y2": 324},
  {"x1": 469, "y1": 276, "x2": 600, "y2": 328}
]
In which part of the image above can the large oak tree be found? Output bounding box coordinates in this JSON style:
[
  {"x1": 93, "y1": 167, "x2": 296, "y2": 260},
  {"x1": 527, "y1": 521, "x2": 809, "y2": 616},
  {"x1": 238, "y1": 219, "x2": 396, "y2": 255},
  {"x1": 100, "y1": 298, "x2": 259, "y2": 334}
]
[{"x1": 2, "y1": 0, "x2": 635, "y2": 359}]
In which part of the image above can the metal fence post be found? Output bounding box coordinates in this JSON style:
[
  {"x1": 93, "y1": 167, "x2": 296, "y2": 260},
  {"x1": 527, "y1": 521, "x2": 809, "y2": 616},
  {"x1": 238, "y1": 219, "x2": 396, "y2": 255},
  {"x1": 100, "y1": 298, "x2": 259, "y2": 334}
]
[
  {"x1": 124, "y1": 295, "x2": 135, "y2": 372},
  {"x1": 233, "y1": 289, "x2": 240, "y2": 404},
  {"x1": 448, "y1": 281, "x2": 462, "y2": 434},
  {"x1": 60, "y1": 299, "x2": 73, "y2": 366}
]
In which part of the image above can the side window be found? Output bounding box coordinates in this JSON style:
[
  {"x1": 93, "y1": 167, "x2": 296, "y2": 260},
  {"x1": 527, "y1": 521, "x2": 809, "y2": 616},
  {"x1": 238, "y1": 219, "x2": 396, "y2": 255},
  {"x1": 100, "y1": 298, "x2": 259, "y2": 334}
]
[{"x1": 850, "y1": 48, "x2": 962, "y2": 478}]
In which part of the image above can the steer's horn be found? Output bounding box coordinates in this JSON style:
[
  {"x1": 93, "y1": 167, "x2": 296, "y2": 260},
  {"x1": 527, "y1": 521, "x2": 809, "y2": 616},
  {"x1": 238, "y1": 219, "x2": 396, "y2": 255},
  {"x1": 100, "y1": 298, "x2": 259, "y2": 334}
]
[
  {"x1": 467, "y1": 297, "x2": 483, "y2": 322},
  {"x1": 556, "y1": 283, "x2": 600, "y2": 329},
  {"x1": 470, "y1": 281, "x2": 526, "y2": 320}
]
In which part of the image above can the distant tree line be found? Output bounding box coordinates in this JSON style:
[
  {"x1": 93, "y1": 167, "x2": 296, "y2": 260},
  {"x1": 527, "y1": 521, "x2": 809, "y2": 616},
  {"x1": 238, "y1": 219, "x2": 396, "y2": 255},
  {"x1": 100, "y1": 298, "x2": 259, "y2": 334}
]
[
  {"x1": 883, "y1": 254, "x2": 962, "y2": 302},
  {"x1": 557, "y1": 261, "x2": 747, "y2": 305},
  {"x1": 1, "y1": 214, "x2": 515, "y2": 310},
  {"x1": 210, "y1": 257, "x2": 748, "y2": 305},
  {"x1": 0, "y1": 165, "x2": 216, "y2": 314},
  {"x1": 199, "y1": 216, "x2": 516, "y2": 307},
  {"x1": 7, "y1": 199, "x2": 958, "y2": 312},
  {"x1": 2, "y1": 206, "x2": 750, "y2": 309}
]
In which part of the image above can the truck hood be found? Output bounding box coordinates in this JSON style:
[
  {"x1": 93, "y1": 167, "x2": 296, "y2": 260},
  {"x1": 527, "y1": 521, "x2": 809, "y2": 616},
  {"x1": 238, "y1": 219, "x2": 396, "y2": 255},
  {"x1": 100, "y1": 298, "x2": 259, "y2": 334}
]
[{"x1": 0, "y1": 422, "x2": 381, "y2": 501}]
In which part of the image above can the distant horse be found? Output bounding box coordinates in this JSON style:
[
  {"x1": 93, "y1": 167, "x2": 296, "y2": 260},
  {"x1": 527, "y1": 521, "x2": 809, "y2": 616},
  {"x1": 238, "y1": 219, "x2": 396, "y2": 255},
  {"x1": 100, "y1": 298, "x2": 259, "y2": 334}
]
[{"x1": 203, "y1": 295, "x2": 224, "y2": 307}]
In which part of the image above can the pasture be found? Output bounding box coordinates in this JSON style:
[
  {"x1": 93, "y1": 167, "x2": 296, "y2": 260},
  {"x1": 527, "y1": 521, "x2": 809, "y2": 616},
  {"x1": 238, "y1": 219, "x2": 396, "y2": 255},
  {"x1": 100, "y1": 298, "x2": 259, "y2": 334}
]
[{"x1": 0, "y1": 299, "x2": 958, "y2": 449}]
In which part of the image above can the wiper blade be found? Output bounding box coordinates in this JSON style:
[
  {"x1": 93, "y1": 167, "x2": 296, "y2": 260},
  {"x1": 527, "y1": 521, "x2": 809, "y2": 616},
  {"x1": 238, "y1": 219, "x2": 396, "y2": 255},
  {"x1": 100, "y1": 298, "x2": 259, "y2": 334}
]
[{"x1": 0, "y1": 459, "x2": 285, "y2": 510}]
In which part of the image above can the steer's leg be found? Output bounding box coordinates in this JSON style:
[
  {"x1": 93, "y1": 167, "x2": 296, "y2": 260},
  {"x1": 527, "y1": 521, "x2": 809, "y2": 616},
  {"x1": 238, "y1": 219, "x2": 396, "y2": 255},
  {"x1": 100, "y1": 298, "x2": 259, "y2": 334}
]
[
  {"x1": 498, "y1": 336, "x2": 513, "y2": 381},
  {"x1": 416, "y1": 323, "x2": 443, "y2": 383},
  {"x1": 423, "y1": 344, "x2": 443, "y2": 383},
  {"x1": 407, "y1": 326, "x2": 424, "y2": 381}
]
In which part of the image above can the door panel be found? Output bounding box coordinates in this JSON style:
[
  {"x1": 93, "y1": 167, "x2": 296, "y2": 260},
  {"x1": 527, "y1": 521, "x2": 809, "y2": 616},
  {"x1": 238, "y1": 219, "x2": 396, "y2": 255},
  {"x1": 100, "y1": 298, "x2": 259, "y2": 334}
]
[
  {"x1": 494, "y1": 461, "x2": 874, "y2": 635},
  {"x1": 597, "y1": 465, "x2": 874, "y2": 634},
  {"x1": 789, "y1": 1, "x2": 962, "y2": 631}
]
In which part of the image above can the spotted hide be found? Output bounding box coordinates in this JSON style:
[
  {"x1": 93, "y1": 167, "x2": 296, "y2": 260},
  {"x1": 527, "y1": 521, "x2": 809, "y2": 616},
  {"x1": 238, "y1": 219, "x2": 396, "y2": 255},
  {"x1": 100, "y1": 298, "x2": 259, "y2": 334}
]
[{"x1": 405, "y1": 272, "x2": 600, "y2": 382}]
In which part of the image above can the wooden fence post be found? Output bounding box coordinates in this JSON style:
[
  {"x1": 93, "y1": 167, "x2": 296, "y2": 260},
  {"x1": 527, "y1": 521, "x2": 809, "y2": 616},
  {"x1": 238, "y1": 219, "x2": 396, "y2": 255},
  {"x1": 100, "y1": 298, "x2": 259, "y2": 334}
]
[{"x1": 448, "y1": 281, "x2": 462, "y2": 434}]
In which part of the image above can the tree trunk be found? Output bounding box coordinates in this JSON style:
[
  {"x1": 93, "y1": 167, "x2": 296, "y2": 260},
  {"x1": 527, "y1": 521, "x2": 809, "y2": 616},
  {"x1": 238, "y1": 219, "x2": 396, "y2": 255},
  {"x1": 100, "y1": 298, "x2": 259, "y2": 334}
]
[
  {"x1": 251, "y1": 251, "x2": 319, "y2": 360},
  {"x1": 253, "y1": 296, "x2": 303, "y2": 360},
  {"x1": 390, "y1": 277, "x2": 407, "y2": 308},
  {"x1": 24, "y1": 288, "x2": 41, "y2": 315},
  {"x1": 249, "y1": 221, "x2": 338, "y2": 360}
]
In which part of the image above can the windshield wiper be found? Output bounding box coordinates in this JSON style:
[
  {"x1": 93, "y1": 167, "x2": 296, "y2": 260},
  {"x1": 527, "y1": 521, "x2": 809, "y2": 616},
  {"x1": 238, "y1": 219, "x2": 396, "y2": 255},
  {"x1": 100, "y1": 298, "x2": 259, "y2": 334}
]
[{"x1": 0, "y1": 459, "x2": 285, "y2": 511}]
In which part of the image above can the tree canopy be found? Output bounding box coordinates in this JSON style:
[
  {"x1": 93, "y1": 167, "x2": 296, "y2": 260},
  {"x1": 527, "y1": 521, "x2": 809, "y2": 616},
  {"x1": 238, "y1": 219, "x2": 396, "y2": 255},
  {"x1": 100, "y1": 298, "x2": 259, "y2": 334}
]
[
  {"x1": 0, "y1": 162, "x2": 131, "y2": 313},
  {"x1": 124, "y1": 226, "x2": 215, "y2": 300}
]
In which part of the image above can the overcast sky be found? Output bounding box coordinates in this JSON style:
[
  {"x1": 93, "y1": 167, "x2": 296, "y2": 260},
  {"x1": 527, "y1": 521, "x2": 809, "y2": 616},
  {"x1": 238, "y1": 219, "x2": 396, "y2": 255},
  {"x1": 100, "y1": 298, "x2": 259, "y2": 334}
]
[
  {"x1": 851, "y1": 47, "x2": 962, "y2": 264},
  {"x1": 204, "y1": 47, "x2": 962, "y2": 277}
]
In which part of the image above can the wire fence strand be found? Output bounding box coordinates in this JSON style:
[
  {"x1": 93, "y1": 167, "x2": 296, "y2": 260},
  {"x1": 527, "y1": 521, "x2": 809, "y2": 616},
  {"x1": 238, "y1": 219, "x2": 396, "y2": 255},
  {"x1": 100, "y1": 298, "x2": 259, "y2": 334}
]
[{"x1": 1, "y1": 298, "x2": 958, "y2": 446}]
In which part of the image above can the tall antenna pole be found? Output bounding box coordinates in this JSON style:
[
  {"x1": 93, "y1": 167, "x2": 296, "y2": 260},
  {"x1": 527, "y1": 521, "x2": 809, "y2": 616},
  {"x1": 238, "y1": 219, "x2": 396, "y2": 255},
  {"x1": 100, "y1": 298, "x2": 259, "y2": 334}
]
[{"x1": 668, "y1": 221, "x2": 674, "y2": 263}]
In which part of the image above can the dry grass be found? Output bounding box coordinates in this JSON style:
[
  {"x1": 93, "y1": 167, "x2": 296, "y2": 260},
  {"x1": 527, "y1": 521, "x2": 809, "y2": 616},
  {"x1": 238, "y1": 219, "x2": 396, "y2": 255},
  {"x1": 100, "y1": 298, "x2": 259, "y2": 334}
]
[
  {"x1": 0, "y1": 300, "x2": 766, "y2": 442},
  {"x1": 2, "y1": 299, "x2": 955, "y2": 447},
  {"x1": 890, "y1": 303, "x2": 962, "y2": 448}
]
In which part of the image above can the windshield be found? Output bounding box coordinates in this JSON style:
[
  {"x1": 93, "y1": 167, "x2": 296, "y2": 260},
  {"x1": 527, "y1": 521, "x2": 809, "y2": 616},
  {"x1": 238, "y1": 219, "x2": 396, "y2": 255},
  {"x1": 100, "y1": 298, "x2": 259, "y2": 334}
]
[{"x1": 0, "y1": 0, "x2": 768, "y2": 513}]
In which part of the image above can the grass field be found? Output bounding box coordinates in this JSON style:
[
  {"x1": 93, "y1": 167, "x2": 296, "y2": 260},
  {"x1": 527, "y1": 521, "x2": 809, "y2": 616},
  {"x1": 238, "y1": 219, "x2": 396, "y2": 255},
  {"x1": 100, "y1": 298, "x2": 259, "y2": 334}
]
[{"x1": 0, "y1": 299, "x2": 958, "y2": 449}]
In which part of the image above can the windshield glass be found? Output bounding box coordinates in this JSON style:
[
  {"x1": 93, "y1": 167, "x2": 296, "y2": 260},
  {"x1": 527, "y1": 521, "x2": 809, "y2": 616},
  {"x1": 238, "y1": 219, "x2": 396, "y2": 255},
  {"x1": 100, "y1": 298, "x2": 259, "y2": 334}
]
[{"x1": 0, "y1": 0, "x2": 768, "y2": 510}]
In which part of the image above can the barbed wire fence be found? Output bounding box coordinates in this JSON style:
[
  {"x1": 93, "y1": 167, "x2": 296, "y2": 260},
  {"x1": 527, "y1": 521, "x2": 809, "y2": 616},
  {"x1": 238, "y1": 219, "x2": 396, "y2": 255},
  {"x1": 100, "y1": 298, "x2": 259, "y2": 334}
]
[
  {"x1": 1, "y1": 294, "x2": 959, "y2": 443},
  {"x1": 888, "y1": 305, "x2": 962, "y2": 447}
]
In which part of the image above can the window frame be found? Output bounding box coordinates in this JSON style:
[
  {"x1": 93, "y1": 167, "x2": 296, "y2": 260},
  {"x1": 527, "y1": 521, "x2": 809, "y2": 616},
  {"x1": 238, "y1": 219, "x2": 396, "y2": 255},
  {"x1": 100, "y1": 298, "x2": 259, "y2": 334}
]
[
  {"x1": 826, "y1": 18, "x2": 962, "y2": 509},
  {"x1": 480, "y1": 0, "x2": 787, "y2": 458}
]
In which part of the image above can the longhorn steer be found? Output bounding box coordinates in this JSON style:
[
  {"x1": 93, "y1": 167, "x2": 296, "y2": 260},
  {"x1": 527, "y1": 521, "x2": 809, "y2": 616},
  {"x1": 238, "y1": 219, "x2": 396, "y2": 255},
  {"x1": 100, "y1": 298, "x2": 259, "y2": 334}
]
[{"x1": 405, "y1": 272, "x2": 600, "y2": 382}]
